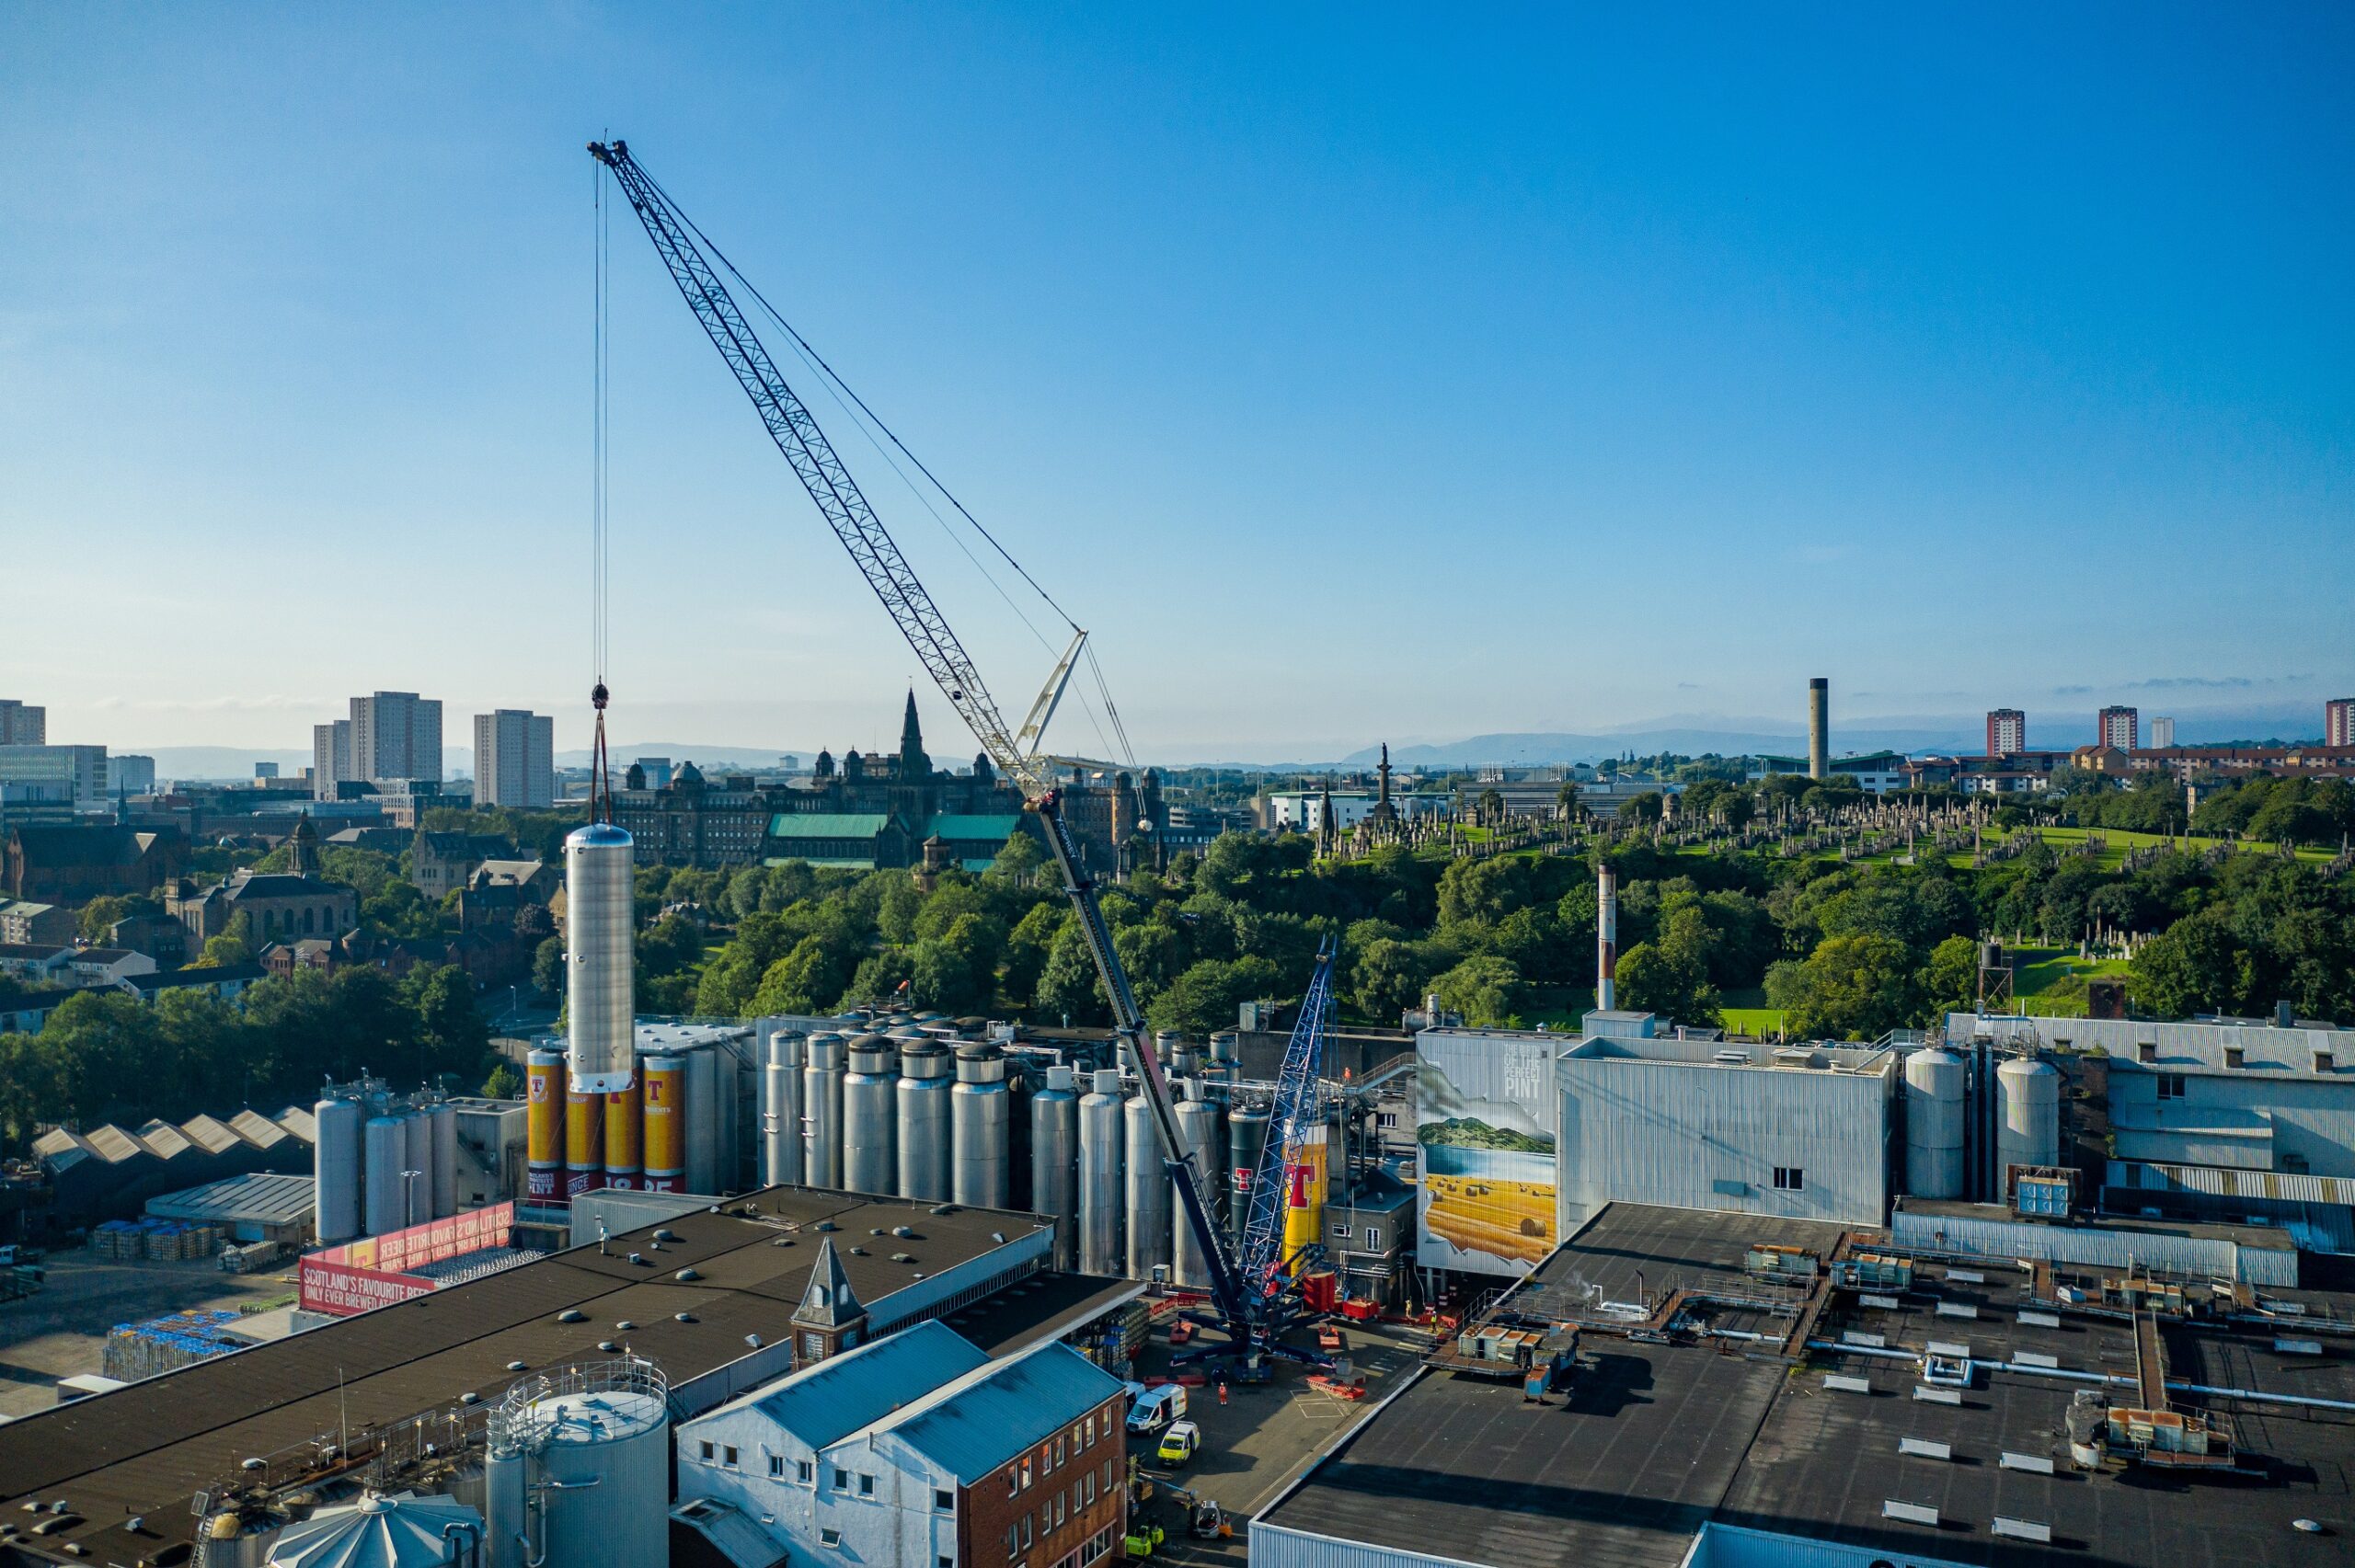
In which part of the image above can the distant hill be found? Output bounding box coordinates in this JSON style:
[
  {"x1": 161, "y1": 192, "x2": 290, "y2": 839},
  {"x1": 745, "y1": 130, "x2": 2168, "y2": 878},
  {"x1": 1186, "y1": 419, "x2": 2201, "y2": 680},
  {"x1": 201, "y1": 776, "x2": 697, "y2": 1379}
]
[
  {"x1": 1419, "y1": 1116, "x2": 1553, "y2": 1152},
  {"x1": 557, "y1": 743, "x2": 814, "y2": 772}
]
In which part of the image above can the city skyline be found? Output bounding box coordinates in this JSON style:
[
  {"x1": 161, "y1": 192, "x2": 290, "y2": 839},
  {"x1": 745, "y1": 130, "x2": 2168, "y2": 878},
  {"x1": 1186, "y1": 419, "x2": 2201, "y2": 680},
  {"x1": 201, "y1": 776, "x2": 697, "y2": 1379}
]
[{"x1": 7, "y1": 6, "x2": 2351, "y2": 761}]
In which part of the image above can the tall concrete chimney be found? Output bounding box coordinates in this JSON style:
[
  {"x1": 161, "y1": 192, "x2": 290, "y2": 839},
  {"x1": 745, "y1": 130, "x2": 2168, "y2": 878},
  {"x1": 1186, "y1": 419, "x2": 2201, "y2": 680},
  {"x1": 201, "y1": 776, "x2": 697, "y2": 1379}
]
[
  {"x1": 1596, "y1": 865, "x2": 1618, "y2": 1013},
  {"x1": 1808, "y1": 678, "x2": 1829, "y2": 781}
]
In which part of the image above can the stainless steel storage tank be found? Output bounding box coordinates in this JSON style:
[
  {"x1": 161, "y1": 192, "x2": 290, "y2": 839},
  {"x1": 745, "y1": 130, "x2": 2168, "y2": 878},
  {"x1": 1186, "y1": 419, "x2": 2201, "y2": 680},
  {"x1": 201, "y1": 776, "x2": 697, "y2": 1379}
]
[
  {"x1": 1078, "y1": 1069, "x2": 1124, "y2": 1276},
  {"x1": 1125, "y1": 1091, "x2": 1172, "y2": 1279},
  {"x1": 362, "y1": 1116, "x2": 406, "y2": 1237},
  {"x1": 562, "y1": 823, "x2": 636, "y2": 1094},
  {"x1": 763, "y1": 1031, "x2": 805, "y2": 1187},
  {"x1": 843, "y1": 1038, "x2": 901, "y2": 1196},
  {"x1": 1995, "y1": 1055, "x2": 2062, "y2": 1185},
  {"x1": 896, "y1": 1043, "x2": 954, "y2": 1201},
  {"x1": 802, "y1": 1033, "x2": 846, "y2": 1188},
  {"x1": 313, "y1": 1097, "x2": 362, "y2": 1243},
  {"x1": 951, "y1": 1046, "x2": 1010, "y2": 1208},
  {"x1": 427, "y1": 1101, "x2": 458, "y2": 1219},
  {"x1": 1903, "y1": 1047, "x2": 1968, "y2": 1198},
  {"x1": 683, "y1": 1047, "x2": 720, "y2": 1196},
  {"x1": 400, "y1": 1111, "x2": 433, "y2": 1227},
  {"x1": 1030, "y1": 1064, "x2": 1079, "y2": 1266},
  {"x1": 1172, "y1": 1082, "x2": 1223, "y2": 1288},
  {"x1": 1225, "y1": 1105, "x2": 1269, "y2": 1244},
  {"x1": 485, "y1": 1357, "x2": 668, "y2": 1568}
]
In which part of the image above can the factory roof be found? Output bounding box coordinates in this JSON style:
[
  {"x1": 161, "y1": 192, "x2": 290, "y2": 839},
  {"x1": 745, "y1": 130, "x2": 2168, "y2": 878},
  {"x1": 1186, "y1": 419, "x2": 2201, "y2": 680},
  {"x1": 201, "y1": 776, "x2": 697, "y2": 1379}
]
[
  {"x1": 144, "y1": 1171, "x2": 317, "y2": 1227},
  {"x1": 0, "y1": 1188, "x2": 1110, "y2": 1566},
  {"x1": 1260, "y1": 1202, "x2": 2355, "y2": 1568},
  {"x1": 722, "y1": 1319, "x2": 990, "y2": 1448}
]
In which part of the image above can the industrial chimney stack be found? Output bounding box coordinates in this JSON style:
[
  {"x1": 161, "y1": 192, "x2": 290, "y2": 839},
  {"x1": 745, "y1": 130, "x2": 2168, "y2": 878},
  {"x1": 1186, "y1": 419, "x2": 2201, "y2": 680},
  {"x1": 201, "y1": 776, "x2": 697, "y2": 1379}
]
[
  {"x1": 1808, "y1": 678, "x2": 1829, "y2": 782},
  {"x1": 1596, "y1": 865, "x2": 1618, "y2": 1013}
]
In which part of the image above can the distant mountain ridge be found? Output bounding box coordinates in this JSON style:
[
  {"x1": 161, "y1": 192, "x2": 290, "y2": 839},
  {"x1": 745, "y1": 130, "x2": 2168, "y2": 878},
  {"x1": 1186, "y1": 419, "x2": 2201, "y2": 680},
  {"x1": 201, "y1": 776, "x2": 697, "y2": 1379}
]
[{"x1": 1419, "y1": 1116, "x2": 1554, "y2": 1152}]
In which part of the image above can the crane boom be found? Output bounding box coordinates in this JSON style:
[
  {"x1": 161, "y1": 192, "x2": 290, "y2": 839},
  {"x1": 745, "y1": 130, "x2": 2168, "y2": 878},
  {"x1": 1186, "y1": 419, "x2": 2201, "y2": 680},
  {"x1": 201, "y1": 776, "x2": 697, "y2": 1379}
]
[{"x1": 589, "y1": 139, "x2": 1259, "y2": 1337}]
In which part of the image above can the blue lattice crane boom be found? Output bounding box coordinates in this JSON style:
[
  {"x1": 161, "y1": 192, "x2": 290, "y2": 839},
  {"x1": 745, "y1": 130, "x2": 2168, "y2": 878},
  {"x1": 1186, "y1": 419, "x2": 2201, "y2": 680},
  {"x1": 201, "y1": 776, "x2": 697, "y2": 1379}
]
[
  {"x1": 587, "y1": 138, "x2": 1254, "y2": 1335},
  {"x1": 1237, "y1": 947, "x2": 1334, "y2": 1300}
]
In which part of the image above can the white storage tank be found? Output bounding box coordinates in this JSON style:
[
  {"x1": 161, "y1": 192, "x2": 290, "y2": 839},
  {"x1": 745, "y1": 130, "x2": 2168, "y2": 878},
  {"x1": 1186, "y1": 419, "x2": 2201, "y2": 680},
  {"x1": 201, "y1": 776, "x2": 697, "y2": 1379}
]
[
  {"x1": 264, "y1": 1488, "x2": 483, "y2": 1567},
  {"x1": 314, "y1": 1097, "x2": 362, "y2": 1243},
  {"x1": 1995, "y1": 1055, "x2": 2062, "y2": 1185},
  {"x1": 486, "y1": 1357, "x2": 667, "y2": 1568},
  {"x1": 897, "y1": 1043, "x2": 954, "y2": 1202},
  {"x1": 1078, "y1": 1069, "x2": 1124, "y2": 1276},
  {"x1": 1172, "y1": 1082, "x2": 1223, "y2": 1288},
  {"x1": 683, "y1": 1047, "x2": 721, "y2": 1196},
  {"x1": 1903, "y1": 1047, "x2": 1968, "y2": 1199},
  {"x1": 428, "y1": 1101, "x2": 458, "y2": 1219},
  {"x1": 362, "y1": 1116, "x2": 407, "y2": 1237},
  {"x1": 763, "y1": 1031, "x2": 806, "y2": 1187},
  {"x1": 563, "y1": 823, "x2": 637, "y2": 1094},
  {"x1": 1125, "y1": 1092, "x2": 1172, "y2": 1279},
  {"x1": 400, "y1": 1111, "x2": 433, "y2": 1228},
  {"x1": 843, "y1": 1038, "x2": 901, "y2": 1196},
  {"x1": 951, "y1": 1047, "x2": 1010, "y2": 1208}
]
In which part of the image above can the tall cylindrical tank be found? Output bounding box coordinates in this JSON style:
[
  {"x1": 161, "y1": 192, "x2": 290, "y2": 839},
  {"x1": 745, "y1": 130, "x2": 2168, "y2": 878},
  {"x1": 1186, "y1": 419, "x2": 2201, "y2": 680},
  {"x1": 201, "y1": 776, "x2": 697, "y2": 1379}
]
[
  {"x1": 1030, "y1": 1065, "x2": 1079, "y2": 1267},
  {"x1": 683, "y1": 1047, "x2": 719, "y2": 1196},
  {"x1": 564, "y1": 1086, "x2": 605, "y2": 1201},
  {"x1": 562, "y1": 823, "x2": 637, "y2": 1094},
  {"x1": 1281, "y1": 1122, "x2": 1329, "y2": 1275},
  {"x1": 487, "y1": 1358, "x2": 668, "y2": 1568},
  {"x1": 843, "y1": 1039, "x2": 901, "y2": 1196},
  {"x1": 1154, "y1": 1031, "x2": 1182, "y2": 1067},
  {"x1": 1172, "y1": 1084, "x2": 1223, "y2": 1288},
  {"x1": 1226, "y1": 1105, "x2": 1269, "y2": 1245},
  {"x1": 603, "y1": 1084, "x2": 643, "y2": 1193},
  {"x1": 313, "y1": 1097, "x2": 362, "y2": 1243},
  {"x1": 428, "y1": 1101, "x2": 458, "y2": 1219},
  {"x1": 952, "y1": 1047, "x2": 1010, "y2": 1208},
  {"x1": 398, "y1": 1111, "x2": 432, "y2": 1228},
  {"x1": 764, "y1": 1032, "x2": 806, "y2": 1187},
  {"x1": 1995, "y1": 1055, "x2": 2062, "y2": 1185},
  {"x1": 525, "y1": 1048, "x2": 567, "y2": 1203},
  {"x1": 1124, "y1": 1093, "x2": 1172, "y2": 1280},
  {"x1": 802, "y1": 1034, "x2": 846, "y2": 1188},
  {"x1": 640, "y1": 1056, "x2": 685, "y2": 1192},
  {"x1": 1904, "y1": 1047, "x2": 1968, "y2": 1198},
  {"x1": 897, "y1": 1044, "x2": 954, "y2": 1202},
  {"x1": 362, "y1": 1116, "x2": 406, "y2": 1236},
  {"x1": 1078, "y1": 1070, "x2": 1124, "y2": 1276}
]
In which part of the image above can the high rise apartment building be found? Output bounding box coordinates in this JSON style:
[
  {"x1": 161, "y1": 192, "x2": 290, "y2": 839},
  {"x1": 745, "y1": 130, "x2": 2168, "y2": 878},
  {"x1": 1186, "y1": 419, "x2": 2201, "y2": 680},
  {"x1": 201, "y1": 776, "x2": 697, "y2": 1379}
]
[
  {"x1": 2097, "y1": 704, "x2": 2138, "y2": 751},
  {"x1": 350, "y1": 692, "x2": 442, "y2": 784},
  {"x1": 1985, "y1": 708, "x2": 2026, "y2": 756},
  {"x1": 312, "y1": 719, "x2": 353, "y2": 801},
  {"x1": 473, "y1": 709, "x2": 556, "y2": 808},
  {"x1": 2149, "y1": 715, "x2": 2176, "y2": 750},
  {"x1": 2329, "y1": 698, "x2": 2355, "y2": 749},
  {"x1": 0, "y1": 701, "x2": 45, "y2": 746}
]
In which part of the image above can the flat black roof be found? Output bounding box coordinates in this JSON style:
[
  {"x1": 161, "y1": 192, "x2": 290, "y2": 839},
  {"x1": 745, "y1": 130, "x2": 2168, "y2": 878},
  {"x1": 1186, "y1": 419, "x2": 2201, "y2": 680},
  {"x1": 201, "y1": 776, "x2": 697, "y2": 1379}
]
[
  {"x1": 0, "y1": 1187, "x2": 1124, "y2": 1565},
  {"x1": 1262, "y1": 1202, "x2": 2355, "y2": 1568}
]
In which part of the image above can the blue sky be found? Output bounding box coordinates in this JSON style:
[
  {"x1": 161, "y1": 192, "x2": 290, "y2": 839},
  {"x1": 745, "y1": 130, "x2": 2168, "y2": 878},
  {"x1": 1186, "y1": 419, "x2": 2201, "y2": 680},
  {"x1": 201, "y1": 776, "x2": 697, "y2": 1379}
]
[{"x1": 6, "y1": 4, "x2": 2350, "y2": 763}]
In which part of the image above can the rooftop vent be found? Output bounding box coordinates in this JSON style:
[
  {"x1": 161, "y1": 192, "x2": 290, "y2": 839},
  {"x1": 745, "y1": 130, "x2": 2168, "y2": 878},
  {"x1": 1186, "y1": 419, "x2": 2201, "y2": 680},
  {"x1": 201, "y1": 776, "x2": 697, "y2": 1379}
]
[{"x1": 557, "y1": 1310, "x2": 585, "y2": 1323}]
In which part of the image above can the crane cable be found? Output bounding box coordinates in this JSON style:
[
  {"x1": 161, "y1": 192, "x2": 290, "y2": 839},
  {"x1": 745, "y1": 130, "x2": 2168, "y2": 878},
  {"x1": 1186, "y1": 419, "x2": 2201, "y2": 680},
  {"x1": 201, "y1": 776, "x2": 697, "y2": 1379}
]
[
  {"x1": 590, "y1": 153, "x2": 615, "y2": 821},
  {"x1": 628, "y1": 166, "x2": 1135, "y2": 771}
]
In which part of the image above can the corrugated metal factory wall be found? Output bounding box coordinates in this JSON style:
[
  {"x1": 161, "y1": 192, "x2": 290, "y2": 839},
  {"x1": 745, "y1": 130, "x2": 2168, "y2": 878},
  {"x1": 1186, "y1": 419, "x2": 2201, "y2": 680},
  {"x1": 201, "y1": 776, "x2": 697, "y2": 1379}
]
[
  {"x1": 1889, "y1": 1207, "x2": 2297, "y2": 1287},
  {"x1": 1557, "y1": 1059, "x2": 1890, "y2": 1231},
  {"x1": 1248, "y1": 1520, "x2": 1496, "y2": 1568}
]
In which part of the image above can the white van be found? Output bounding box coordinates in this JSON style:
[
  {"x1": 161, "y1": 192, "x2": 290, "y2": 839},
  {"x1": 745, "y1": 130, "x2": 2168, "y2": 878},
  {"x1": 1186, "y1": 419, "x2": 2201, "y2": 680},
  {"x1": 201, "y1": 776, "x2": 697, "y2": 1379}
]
[{"x1": 1126, "y1": 1383, "x2": 1189, "y2": 1434}]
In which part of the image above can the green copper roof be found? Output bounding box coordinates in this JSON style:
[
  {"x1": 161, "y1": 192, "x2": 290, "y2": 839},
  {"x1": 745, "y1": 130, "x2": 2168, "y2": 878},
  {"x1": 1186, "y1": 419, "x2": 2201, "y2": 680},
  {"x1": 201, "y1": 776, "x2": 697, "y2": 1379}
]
[{"x1": 766, "y1": 813, "x2": 891, "y2": 839}]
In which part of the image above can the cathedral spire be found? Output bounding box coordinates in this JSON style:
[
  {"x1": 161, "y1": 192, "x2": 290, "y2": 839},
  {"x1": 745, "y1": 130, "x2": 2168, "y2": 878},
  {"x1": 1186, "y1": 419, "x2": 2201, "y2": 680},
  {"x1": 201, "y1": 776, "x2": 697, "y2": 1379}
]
[{"x1": 898, "y1": 689, "x2": 929, "y2": 781}]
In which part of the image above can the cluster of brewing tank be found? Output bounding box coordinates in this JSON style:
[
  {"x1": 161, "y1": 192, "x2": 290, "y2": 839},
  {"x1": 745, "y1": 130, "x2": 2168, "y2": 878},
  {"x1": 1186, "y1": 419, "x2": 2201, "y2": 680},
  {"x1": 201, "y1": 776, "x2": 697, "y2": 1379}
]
[
  {"x1": 313, "y1": 1079, "x2": 460, "y2": 1243},
  {"x1": 780, "y1": 1023, "x2": 1275, "y2": 1283},
  {"x1": 1902, "y1": 1042, "x2": 2061, "y2": 1201},
  {"x1": 521, "y1": 1039, "x2": 741, "y2": 1204}
]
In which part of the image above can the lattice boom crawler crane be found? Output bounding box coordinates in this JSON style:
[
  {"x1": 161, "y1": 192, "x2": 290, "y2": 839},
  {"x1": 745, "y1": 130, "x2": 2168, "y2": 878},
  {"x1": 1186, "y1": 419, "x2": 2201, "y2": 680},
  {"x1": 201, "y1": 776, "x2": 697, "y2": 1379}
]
[{"x1": 590, "y1": 139, "x2": 1331, "y2": 1368}]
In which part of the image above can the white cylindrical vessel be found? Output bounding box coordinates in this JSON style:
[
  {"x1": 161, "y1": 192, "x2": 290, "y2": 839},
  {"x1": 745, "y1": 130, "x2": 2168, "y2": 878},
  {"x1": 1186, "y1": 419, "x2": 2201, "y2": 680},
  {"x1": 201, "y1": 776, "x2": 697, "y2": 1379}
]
[
  {"x1": 896, "y1": 1044, "x2": 954, "y2": 1202},
  {"x1": 1995, "y1": 1055, "x2": 2062, "y2": 1185},
  {"x1": 776, "y1": 1031, "x2": 814, "y2": 1177},
  {"x1": 563, "y1": 823, "x2": 637, "y2": 1094},
  {"x1": 683, "y1": 1047, "x2": 719, "y2": 1196},
  {"x1": 1078, "y1": 1070, "x2": 1124, "y2": 1276},
  {"x1": 362, "y1": 1116, "x2": 406, "y2": 1237},
  {"x1": 1030, "y1": 1065, "x2": 1079, "y2": 1267},
  {"x1": 428, "y1": 1101, "x2": 458, "y2": 1219},
  {"x1": 951, "y1": 1046, "x2": 1010, "y2": 1209},
  {"x1": 1172, "y1": 1084, "x2": 1223, "y2": 1288},
  {"x1": 1125, "y1": 1093, "x2": 1172, "y2": 1279},
  {"x1": 400, "y1": 1111, "x2": 433, "y2": 1228},
  {"x1": 802, "y1": 1034, "x2": 846, "y2": 1188},
  {"x1": 843, "y1": 1039, "x2": 901, "y2": 1196},
  {"x1": 313, "y1": 1097, "x2": 362, "y2": 1243},
  {"x1": 1903, "y1": 1047, "x2": 1968, "y2": 1198},
  {"x1": 487, "y1": 1358, "x2": 669, "y2": 1568}
]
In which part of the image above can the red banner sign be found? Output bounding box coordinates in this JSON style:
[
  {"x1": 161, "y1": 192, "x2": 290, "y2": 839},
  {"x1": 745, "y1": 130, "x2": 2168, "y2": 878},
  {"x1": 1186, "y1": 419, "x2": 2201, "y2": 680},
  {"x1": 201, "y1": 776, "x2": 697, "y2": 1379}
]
[
  {"x1": 300, "y1": 1255, "x2": 434, "y2": 1317},
  {"x1": 299, "y1": 1202, "x2": 516, "y2": 1318}
]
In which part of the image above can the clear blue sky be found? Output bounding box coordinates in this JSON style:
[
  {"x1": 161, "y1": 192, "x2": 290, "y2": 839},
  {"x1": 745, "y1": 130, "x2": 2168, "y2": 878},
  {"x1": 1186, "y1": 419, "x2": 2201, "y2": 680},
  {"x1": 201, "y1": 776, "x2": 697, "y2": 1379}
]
[{"x1": 6, "y1": 4, "x2": 2350, "y2": 763}]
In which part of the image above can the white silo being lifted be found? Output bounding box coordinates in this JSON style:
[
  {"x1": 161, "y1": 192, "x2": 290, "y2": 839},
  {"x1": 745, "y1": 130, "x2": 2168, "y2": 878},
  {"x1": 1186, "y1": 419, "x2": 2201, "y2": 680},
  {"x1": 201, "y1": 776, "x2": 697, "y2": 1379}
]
[
  {"x1": 564, "y1": 823, "x2": 637, "y2": 1094},
  {"x1": 264, "y1": 1489, "x2": 483, "y2": 1567},
  {"x1": 1902, "y1": 1047, "x2": 1967, "y2": 1199}
]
